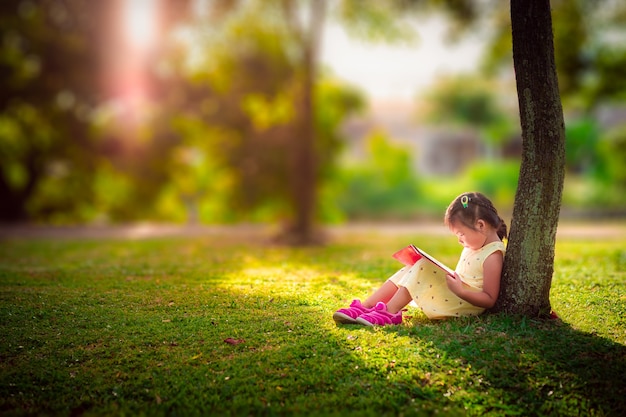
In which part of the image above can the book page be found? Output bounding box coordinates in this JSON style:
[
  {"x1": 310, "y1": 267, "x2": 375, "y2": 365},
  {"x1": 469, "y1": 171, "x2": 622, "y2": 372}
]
[{"x1": 412, "y1": 245, "x2": 455, "y2": 276}]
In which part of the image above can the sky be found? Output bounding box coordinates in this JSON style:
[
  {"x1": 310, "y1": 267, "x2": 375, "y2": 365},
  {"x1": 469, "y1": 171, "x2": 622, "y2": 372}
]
[{"x1": 320, "y1": 17, "x2": 487, "y2": 104}]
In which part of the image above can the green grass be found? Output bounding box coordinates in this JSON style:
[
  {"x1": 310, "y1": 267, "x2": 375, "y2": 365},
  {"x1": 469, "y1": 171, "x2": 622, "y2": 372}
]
[{"x1": 0, "y1": 228, "x2": 625, "y2": 416}]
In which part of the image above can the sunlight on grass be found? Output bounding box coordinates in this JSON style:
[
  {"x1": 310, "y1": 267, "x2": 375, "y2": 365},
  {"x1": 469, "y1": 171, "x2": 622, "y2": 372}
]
[{"x1": 0, "y1": 230, "x2": 625, "y2": 416}]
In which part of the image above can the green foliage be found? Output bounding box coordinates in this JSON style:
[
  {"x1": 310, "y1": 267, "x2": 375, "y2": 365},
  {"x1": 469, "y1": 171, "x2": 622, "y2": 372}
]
[
  {"x1": 332, "y1": 132, "x2": 520, "y2": 221},
  {"x1": 0, "y1": 102, "x2": 104, "y2": 223},
  {"x1": 180, "y1": 9, "x2": 303, "y2": 223},
  {"x1": 336, "y1": 131, "x2": 423, "y2": 220},
  {"x1": 0, "y1": 105, "x2": 54, "y2": 191},
  {"x1": 483, "y1": 0, "x2": 626, "y2": 107},
  {"x1": 315, "y1": 79, "x2": 367, "y2": 223},
  {"x1": 424, "y1": 77, "x2": 504, "y2": 128},
  {"x1": 336, "y1": 0, "x2": 416, "y2": 43},
  {"x1": 560, "y1": 120, "x2": 626, "y2": 211},
  {"x1": 193, "y1": 3, "x2": 293, "y2": 94},
  {"x1": 584, "y1": 46, "x2": 626, "y2": 104},
  {"x1": 241, "y1": 93, "x2": 296, "y2": 131},
  {"x1": 159, "y1": 116, "x2": 236, "y2": 224},
  {"x1": 315, "y1": 78, "x2": 366, "y2": 145},
  {"x1": 599, "y1": 124, "x2": 626, "y2": 187},
  {"x1": 413, "y1": 161, "x2": 519, "y2": 218},
  {"x1": 0, "y1": 229, "x2": 624, "y2": 415},
  {"x1": 420, "y1": 75, "x2": 516, "y2": 148},
  {"x1": 463, "y1": 161, "x2": 519, "y2": 209},
  {"x1": 0, "y1": 1, "x2": 106, "y2": 221},
  {"x1": 0, "y1": 1, "x2": 194, "y2": 223},
  {"x1": 565, "y1": 117, "x2": 601, "y2": 175},
  {"x1": 3, "y1": 0, "x2": 625, "y2": 226},
  {"x1": 91, "y1": 163, "x2": 135, "y2": 221},
  {"x1": 550, "y1": 0, "x2": 588, "y2": 96}
]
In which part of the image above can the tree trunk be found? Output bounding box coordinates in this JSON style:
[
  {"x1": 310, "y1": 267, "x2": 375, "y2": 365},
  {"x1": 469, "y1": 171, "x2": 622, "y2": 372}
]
[
  {"x1": 287, "y1": 37, "x2": 317, "y2": 244},
  {"x1": 491, "y1": 0, "x2": 566, "y2": 316},
  {"x1": 281, "y1": 0, "x2": 326, "y2": 245}
]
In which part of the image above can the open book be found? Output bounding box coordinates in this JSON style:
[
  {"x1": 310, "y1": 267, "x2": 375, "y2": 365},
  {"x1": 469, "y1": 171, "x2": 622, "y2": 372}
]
[{"x1": 392, "y1": 244, "x2": 455, "y2": 276}]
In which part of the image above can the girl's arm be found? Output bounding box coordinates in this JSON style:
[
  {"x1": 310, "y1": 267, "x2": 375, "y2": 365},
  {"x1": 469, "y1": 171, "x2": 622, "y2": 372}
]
[{"x1": 446, "y1": 251, "x2": 503, "y2": 309}]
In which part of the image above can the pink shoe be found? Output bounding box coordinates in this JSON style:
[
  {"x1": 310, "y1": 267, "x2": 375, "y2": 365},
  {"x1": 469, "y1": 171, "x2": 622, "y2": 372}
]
[
  {"x1": 333, "y1": 299, "x2": 374, "y2": 324},
  {"x1": 356, "y1": 302, "x2": 403, "y2": 326}
]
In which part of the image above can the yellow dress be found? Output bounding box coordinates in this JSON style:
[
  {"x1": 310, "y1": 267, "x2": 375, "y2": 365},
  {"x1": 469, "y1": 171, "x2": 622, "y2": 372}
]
[{"x1": 388, "y1": 241, "x2": 505, "y2": 319}]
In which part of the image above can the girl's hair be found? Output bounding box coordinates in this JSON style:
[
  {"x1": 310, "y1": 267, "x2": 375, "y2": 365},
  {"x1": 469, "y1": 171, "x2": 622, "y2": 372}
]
[{"x1": 444, "y1": 192, "x2": 508, "y2": 240}]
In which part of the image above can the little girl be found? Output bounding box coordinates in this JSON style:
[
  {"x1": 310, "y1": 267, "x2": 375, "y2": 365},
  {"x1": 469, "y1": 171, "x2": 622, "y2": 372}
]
[{"x1": 333, "y1": 192, "x2": 507, "y2": 326}]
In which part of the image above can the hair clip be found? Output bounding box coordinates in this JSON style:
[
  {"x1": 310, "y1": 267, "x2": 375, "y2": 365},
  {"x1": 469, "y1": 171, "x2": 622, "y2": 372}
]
[{"x1": 461, "y1": 195, "x2": 469, "y2": 208}]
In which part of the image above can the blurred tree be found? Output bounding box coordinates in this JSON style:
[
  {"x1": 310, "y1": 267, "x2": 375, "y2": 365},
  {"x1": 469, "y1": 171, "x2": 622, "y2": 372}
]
[
  {"x1": 179, "y1": 0, "x2": 395, "y2": 243},
  {"x1": 483, "y1": 0, "x2": 626, "y2": 108},
  {"x1": 0, "y1": 0, "x2": 106, "y2": 221},
  {"x1": 491, "y1": 0, "x2": 566, "y2": 317},
  {"x1": 279, "y1": 0, "x2": 327, "y2": 244},
  {"x1": 179, "y1": 2, "x2": 309, "y2": 229},
  {"x1": 278, "y1": 0, "x2": 412, "y2": 242},
  {"x1": 0, "y1": 0, "x2": 193, "y2": 223},
  {"x1": 162, "y1": 75, "x2": 364, "y2": 225}
]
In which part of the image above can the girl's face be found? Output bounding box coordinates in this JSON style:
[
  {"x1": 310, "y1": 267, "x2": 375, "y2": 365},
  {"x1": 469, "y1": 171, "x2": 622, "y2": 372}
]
[{"x1": 449, "y1": 220, "x2": 487, "y2": 251}]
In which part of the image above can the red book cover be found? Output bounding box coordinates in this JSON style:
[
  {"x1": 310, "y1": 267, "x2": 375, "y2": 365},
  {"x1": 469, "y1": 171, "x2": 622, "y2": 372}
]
[{"x1": 392, "y1": 244, "x2": 423, "y2": 266}]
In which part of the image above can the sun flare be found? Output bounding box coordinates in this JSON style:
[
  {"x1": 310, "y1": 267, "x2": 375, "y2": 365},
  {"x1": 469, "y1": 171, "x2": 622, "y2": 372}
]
[{"x1": 123, "y1": 0, "x2": 158, "y2": 50}]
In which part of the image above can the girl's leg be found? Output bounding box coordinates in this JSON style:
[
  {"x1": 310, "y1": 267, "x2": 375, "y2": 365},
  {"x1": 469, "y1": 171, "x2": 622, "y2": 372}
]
[
  {"x1": 363, "y1": 280, "x2": 399, "y2": 308},
  {"x1": 385, "y1": 286, "x2": 413, "y2": 314}
]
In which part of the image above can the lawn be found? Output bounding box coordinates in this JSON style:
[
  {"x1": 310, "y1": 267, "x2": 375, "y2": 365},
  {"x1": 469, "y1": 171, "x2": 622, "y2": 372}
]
[{"x1": 0, "y1": 225, "x2": 625, "y2": 416}]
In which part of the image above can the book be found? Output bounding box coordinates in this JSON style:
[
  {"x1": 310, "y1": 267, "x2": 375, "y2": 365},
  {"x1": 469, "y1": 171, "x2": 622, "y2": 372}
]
[{"x1": 392, "y1": 244, "x2": 455, "y2": 276}]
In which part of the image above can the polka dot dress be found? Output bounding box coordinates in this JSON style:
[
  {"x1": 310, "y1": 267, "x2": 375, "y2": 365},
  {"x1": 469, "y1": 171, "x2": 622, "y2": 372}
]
[{"x1": 387, "y1": 241, "x2": 505, "y2": 319}]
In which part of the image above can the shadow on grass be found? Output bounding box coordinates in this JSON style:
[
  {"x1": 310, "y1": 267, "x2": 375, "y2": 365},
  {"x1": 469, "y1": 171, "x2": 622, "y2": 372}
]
[
  {"x1": 378, "y1": 313, "x2": 626, "y2": 416},
  {"x1": 198, "y1": 290, "x2": 626, "y2": 416}
]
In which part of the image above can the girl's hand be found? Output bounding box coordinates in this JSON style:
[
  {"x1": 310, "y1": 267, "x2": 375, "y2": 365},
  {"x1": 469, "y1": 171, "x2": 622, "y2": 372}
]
[{"x1": 446, "y1": 272, "x2": 463, "y2": 295}]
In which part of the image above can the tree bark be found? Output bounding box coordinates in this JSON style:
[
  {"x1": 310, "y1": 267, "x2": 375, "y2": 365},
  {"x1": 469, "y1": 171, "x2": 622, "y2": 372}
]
[{"x1": 491, "y1": 0, "x2": 566, "y2": 316}]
